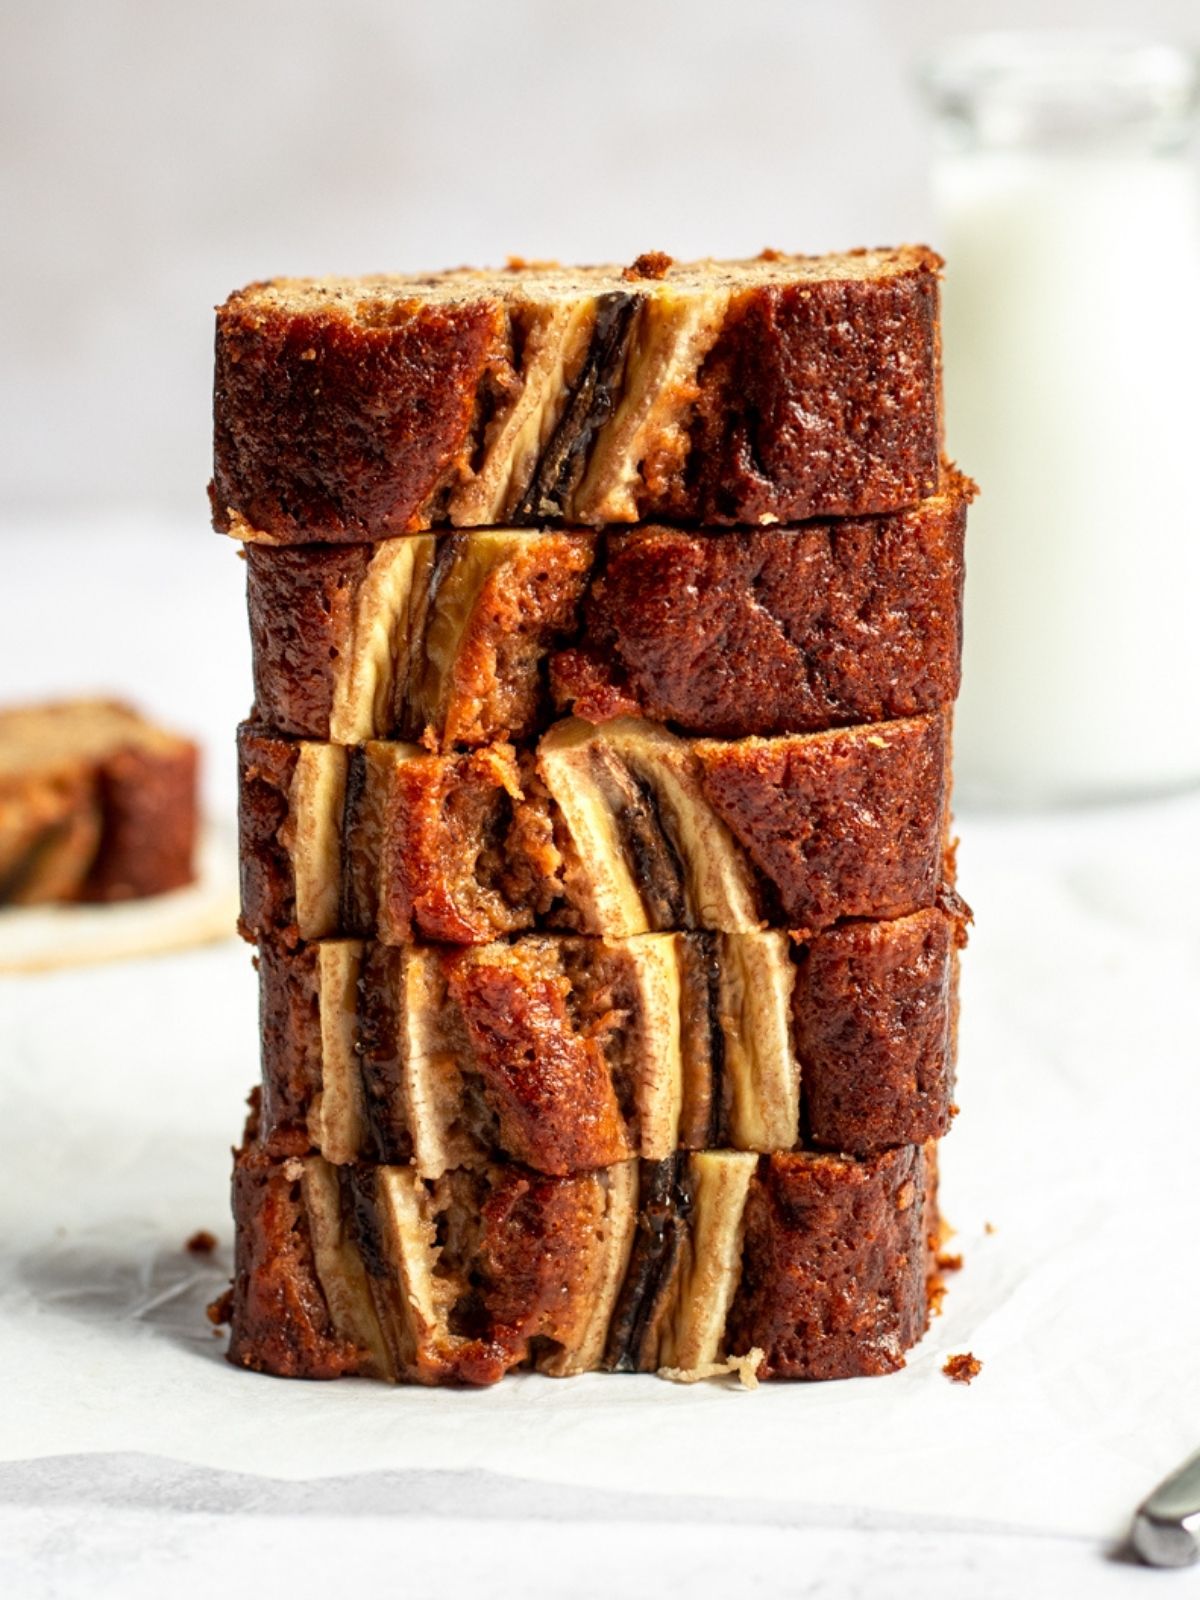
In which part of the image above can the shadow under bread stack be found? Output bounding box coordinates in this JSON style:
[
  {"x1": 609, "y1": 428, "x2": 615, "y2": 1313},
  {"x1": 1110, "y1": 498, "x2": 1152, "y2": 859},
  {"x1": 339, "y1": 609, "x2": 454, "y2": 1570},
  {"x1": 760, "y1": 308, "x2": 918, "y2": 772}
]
[{"x1": 208, "y1": 248, "x2": 973, "y2": 1386}]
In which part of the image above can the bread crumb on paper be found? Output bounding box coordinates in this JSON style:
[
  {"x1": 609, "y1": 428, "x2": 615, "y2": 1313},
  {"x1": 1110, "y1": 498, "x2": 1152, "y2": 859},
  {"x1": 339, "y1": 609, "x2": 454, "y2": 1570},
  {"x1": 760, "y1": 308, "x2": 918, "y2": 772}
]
[
  {"x1": 658, "y1": 1348, "x2": 765, "y2": 1390},
  {"x1": 943, "y1": 1352, "x2": 982, "y2": 1385},
  {"x1": 207, "y1": 1288, "x2": 233, "y2": 1327}
]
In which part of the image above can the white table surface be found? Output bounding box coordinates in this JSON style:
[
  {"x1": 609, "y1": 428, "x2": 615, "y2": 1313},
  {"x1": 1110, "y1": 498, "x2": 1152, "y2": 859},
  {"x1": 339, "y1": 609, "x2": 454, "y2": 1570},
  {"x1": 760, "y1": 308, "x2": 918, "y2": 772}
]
[{"x1": 2, "y1": 513, "x2": 1199, "y2": 1599}]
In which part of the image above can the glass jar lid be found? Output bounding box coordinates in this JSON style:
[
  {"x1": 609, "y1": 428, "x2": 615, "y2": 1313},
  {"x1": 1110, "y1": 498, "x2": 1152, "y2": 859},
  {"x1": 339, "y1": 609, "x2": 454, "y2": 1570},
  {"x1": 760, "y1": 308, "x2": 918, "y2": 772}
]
[{"x1": 920, "y1": 32, "x2": 1199, "y2": 153}]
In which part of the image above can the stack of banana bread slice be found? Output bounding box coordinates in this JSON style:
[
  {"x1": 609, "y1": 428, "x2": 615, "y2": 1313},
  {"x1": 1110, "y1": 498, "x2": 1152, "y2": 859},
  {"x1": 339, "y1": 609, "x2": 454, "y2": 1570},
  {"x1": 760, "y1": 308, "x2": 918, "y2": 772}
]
[{"x1": 209, "y1": 248, "x2": 973, "y2": 1386}]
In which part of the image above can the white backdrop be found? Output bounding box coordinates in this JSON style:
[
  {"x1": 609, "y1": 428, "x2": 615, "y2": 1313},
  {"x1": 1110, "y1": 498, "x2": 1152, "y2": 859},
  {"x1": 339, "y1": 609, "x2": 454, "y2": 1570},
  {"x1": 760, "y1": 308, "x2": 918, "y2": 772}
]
[{"x1": 2, "y1": 0, "x2": 1195, "y2": 519}]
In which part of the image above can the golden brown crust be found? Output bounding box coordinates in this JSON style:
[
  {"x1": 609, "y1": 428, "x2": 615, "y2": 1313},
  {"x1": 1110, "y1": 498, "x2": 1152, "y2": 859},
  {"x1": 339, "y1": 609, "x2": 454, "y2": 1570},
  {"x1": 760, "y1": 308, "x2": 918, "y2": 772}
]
[
  {"x1": 555, "y1": 479, "x2": 971, "y2": 739},
  {"x1": 224, "y1": 1144, "x2": 364, "y2": 1379},
  {"x1": 796, "y1": 903, "x2": 967, "y2": 1152},
  {"x1": 687, "y1": 269, "x2": 942, "y2": 524},
  {"x1": 212, "y1": 294, "x2": 507, "y2": 541},
  {"x1": 245, "y1": 544, "x2": 371, "y2": 740},
  {"x1": 236, "y1": 724, "x2": 300, "y2": 943},
  {"x1": 695, "y1": 715, "x2": 950, "y2": 934},
  {"x1": 725, "y1": 1145, "x2": 935, "y2": 1379},
  {"x1": 255, "y1": 940, "x2": 323, "y2": 1141}
]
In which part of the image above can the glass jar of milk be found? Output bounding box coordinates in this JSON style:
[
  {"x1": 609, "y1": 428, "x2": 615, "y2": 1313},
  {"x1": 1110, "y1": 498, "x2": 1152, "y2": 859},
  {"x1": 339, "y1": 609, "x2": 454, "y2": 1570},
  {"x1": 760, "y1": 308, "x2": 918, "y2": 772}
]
[{"x1": 922, "y1": 34, "x2": 1200, "y2": 804}]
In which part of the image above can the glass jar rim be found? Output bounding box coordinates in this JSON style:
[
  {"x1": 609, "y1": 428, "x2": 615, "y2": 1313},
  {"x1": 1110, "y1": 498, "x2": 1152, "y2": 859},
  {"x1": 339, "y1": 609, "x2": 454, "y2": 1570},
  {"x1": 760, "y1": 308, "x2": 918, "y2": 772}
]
[{"x1": 919, "y1": 31, "x2": 1199, "y2": 150}]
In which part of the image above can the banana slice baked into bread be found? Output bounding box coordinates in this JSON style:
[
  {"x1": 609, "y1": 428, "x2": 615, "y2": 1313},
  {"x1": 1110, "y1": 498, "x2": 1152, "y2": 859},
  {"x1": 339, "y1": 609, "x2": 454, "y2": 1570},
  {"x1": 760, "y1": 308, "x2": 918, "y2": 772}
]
[
  {"x1": 244, "y1": 475, "x2": 971, "y2": 747},
  {"x1": 0, "y1": 700, "x2": 198, "y2": 905},
  {"x1": 212, "y1": 248, "x2": 943, "y2": 543},
  {"x1": 238, "y1": 713, "x2": 952, "y2": 946},
  {"x1": 217, "y1": 1135, "x2": 940, "y2": 1385},
  {"x1": 255, "y1": 909, "x2": 966, "y2": 1172}
]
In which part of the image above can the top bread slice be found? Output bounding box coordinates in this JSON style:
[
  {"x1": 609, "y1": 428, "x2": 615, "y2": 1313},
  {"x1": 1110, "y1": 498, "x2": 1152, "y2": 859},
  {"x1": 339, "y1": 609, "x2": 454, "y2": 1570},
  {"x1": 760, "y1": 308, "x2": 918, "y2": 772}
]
[{"x1": 212, "y1": 247, "x2": 942, "y2": 543}]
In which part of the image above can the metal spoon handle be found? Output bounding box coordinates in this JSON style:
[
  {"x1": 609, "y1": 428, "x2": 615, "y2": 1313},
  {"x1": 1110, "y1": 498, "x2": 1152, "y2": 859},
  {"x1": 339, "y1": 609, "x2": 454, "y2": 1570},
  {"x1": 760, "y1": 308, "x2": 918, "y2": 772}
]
[{"x1": 1133, "y1": 1448, "x2": 1200, "y2": 1567}]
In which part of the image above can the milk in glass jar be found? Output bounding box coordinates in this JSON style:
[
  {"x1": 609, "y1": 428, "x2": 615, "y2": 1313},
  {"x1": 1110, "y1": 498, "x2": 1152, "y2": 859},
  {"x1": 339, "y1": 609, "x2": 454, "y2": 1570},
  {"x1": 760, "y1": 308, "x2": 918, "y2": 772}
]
[{"x1": 922, "y1": 34, "x2": 1200, "y2": 803}]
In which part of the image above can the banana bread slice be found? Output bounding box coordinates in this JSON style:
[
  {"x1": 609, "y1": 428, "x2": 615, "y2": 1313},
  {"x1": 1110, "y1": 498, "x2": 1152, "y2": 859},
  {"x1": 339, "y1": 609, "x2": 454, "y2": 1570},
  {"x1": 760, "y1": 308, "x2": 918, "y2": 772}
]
[
  {"x1": 255, "y1": 909, "x2": 964, "y2": 1173},
  {"x1": 238, "y1": 713, "x2": 952, "y2": 946},
  {"x1": 0, "y1": 700, "x2": 198, "y2": 905},
  {"x1": 212, "y1": 247, "x2": 942, "y2": 543},
  {"x1": 216, "y1": 1139, "x2": 940, "y2": 1384},
  {"x1": 243, "y1": 476, "x2": 970, "y2": 748}
]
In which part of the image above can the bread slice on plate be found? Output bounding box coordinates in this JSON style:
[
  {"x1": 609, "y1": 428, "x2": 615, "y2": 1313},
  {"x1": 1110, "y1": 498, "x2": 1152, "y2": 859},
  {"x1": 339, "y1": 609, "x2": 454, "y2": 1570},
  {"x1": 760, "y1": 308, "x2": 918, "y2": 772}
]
[{"x1": 0, "y1": 699, "x2": 199, "y2": 906}]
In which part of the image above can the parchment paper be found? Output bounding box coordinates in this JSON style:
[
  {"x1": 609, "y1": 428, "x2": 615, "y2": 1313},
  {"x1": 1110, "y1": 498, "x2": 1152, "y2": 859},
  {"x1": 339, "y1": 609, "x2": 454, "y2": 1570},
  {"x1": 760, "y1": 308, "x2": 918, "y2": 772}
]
[{"x1": 3, "y1": 795, "x2": 1197, "y2": 1542}]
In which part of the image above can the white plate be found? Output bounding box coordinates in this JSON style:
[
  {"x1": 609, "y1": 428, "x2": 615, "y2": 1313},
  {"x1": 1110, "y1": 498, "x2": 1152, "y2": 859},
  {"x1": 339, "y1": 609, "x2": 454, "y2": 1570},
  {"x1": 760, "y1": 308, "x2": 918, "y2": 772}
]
[{"x1": 0, "y1": 822, "x2": 238, "y2": 972}]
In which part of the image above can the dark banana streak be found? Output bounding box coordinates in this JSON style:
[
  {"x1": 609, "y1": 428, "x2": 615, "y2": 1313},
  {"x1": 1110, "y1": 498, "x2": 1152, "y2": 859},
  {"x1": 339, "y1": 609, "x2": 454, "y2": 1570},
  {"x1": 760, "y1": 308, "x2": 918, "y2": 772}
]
[
  {"x1": 699, "y1": 934, "x2": 729, "y2": 1150},
  {"x1": 516, "y1": 292, "x2": 642, "y2": 522},
  {"x1": 605, "y1": 1156, "x2": 693, "y2": 1372},
  {"x1": 618, "y1": 771, "x2": 689, "y2": 928},
  {"x1": 355, "y1": 947, "x2": 412, "y2": 1165},
  {"x1": 0, "y1": 818, "x2": 79, "y2": 905}
]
